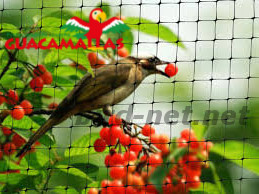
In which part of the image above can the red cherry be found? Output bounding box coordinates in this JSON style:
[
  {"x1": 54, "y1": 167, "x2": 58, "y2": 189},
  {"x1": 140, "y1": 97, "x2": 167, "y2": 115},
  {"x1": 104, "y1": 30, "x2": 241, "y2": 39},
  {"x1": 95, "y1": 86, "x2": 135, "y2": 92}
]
[
  {"x1": 145, "y1": 184, "x2": 159, "y2": 194},
  {"x1": 201, "y1": 141, "x2": 213, "y2": 151},
  {"x1": 117, "y1": 48, "x2": 129, "y2": 58},
  {"x1": 40, "y1": 71, "x2": 53, "y2": 85},
  {"x1": 3, "y1": 142, "x2": 16, "y2": 155},
  {"x1": 111, "y1": 153, "x2": 125, "y2": 166},
  {"x1": 148, "y1": 154, "x2": 163, "y2": 167},
  {"x1": 100, "y1": 127, "x2": 109, "y2": 141},
  {"x1": 190, "y1": 136, "x2": 200, "y2": 150},
  {"x1": 181, "y1": 129, "x2": 195, "y2": 140},
  {"x1": 0, "y1": 92, "x2": 6, "y2": 105},
  {"x1": 93, "y1": 59, "x2": 106, "y2": 69},
  {"x1": 125, "y1": 186, "x2": 137, "y2": 194},
  {"x1": 101, "y1": 126, "x2": 122, "y2": 146},
  {"x1": 177, "y1": 138, "x2": 188, "y2": 148},
  {"x1": 33, "y1": 64, "x2": 46, "y2": 76},
  {"x1": 87, "y1": 53, "x2": 97, "y2": 65},
  {"x1": 109, "y1": 166, "x2": 125, "y2": 179},
  {"x1": 124, "y1": 151, "x2": 137, "y2": 162},
  {"x1": 140, "y1": 154, "x2": 148, "y2": 162},
  {"x1": 165, "y1": 63, "x2": 178, "y2": 77},
  {"x1": 186, "y1": 176, "x2": 200, "y2": 189},
  {"x1": 48, "y1": 102, "x2": 58, "y2": 110},
  {"x1": 119, "y1": 133, "x2": 130, "y2": 146},
  {"x1": 11, "y1": 105, "x2": 25, "y2": 120},
  {"x1": 20, "y1": 100, "x2": 33, "y2": 115},
  {"x1": 30, "y1": 77, "x2": 44, "y2": 92},
  {"x1": 109, "y1": 180, "x2": 125, "y2": 193},
  {"x1": 88, "y1": 52, "x2": 106, "y2": 69},
  {"x1": 108, "y1": 114, "x2": 122, "y2": 125},
  {"x1": 101, "y1": 179, "x2": 111, "y2": 188},
  {"x1": 88, "y1": 188, "x2": 98, "y2": 194},
  {"x1": 6, "y1": 89, "x2": 19, "y2": 105},
  {"x1": 150, "y1": 134, "x2": 160, "y2": 148},
  {"x1": 129, "y1": 138, "x2": 142, "y2": 153},
  {"x1": 141, "y1": 124, "x2": 155, "y2": 137},
  {"x1": 93, "y1": 138, "x2": 106, "y2": 152},
  {"x1": 103, "y1": 127, "x2": 119, "y2": 146},
  {"x1": 12, "y1": 133, "x2": 26, "y2": 148},
  {"x1": 105, "y1": 154, "x2": 112, "y2": 167},
  {"x1": 159, "y1": 134, "x2": 170, "y2": 144},
  {"x1": 1, "y1": 126, "x2": 12, "y2": 136}
]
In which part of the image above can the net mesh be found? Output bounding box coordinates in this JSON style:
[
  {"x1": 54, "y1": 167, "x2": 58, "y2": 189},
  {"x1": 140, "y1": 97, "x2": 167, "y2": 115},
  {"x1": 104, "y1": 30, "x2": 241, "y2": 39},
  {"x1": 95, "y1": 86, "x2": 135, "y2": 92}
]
[{"x1": 0, "y1": 0, "x2": 259, "y2": 193}]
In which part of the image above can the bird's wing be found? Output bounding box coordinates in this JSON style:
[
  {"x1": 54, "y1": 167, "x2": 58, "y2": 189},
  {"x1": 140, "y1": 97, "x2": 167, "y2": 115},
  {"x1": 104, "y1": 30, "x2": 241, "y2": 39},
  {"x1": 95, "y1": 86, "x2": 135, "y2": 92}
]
[
  {"x1": 49, "y1": 59, "x2": 134, "y2": 120},
  {"x1": 102, "y1": 17, "x2": 130, "y2": 34},
  {"x1": 61, "y1": 17, "x2": 90, "y2": 33}
]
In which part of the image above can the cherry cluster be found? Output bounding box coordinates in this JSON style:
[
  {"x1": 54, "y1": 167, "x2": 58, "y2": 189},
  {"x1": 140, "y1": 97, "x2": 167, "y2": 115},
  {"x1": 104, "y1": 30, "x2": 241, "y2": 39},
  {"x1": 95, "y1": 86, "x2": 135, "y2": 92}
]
[
  {"x1": 90, "y1": 115, "x2": 213, "y2": 194},
  {"x1": 0, "y1": 90, "x2": 33, "y2": 120},
  {"x1": 86, "y1": 48, "x2": 129, "y2": 70},
  {"x1": 0, "y1": 64, "x2": 55, "y2": 120},
  {"x1": 0, "y1": 126, "x2": 40, "y2": 164},
  {"x1": 30, "y1": 64, "x2": 52, "y2": 92}
]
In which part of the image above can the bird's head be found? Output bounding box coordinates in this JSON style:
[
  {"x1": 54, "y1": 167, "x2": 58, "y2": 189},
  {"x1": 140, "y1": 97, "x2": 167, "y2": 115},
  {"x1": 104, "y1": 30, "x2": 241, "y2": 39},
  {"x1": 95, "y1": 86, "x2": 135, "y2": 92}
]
[
  {"x1": 137, "y1": 56, "x2": 171, "y2": 78},
  {"x1": 90, "y1": 8, "x2": 107, "y2": 23}
]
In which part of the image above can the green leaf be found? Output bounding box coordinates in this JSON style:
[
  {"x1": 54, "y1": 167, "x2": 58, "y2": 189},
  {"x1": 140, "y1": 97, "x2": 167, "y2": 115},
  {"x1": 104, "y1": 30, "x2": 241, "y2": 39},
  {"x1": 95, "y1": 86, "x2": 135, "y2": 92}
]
[
  {"x1": 211, "y1": 141, "x2": 259, "y2": 175},
  {"x1": 44, "y1": 48, "x2": 93, "y2": 75},
  {"x1": 0, "y1": 75, "x2": 20, "y2": 89},
  {"x1": 149, "y1": 148, "x2": 187, "y2": 192},
  {"x1": 191, "y1": 122, "x2": 207, "y2": 140},
  {"x1": 30, "y1": 115, "x2": 47, "y2": 126},
  {"x1": 50, "y1": 186, "x2": 79, "y2": 194},
  {"x1": 1, "y1": 23, "x2": 19, "y2": 30},
  {"x1": 190, "y1": 183, "x2": 219, "y2": 194},
  {"x1": 56, "y1": 164, "x2": 93, "y2": 181},
  {"x1": 60, "y1": 153, "x2": 108, "y2": 182},
  {"x1": 0, "y1": 31, "x2": 14, "y2": 39},
  {"x1": 24, "y1": 92, "x2": 44, "y2": 108},
  {"x1": 2, "y1": 115, "x2": 40, "y2": 131},
  {"x1": 64, "y1": 133, "x2": 101, "y2": 157},
  {"x1": 122, "y1": 30, "x2": 134, "y2": 54},
  {"x1": 40, "y1": 17, "x2": 66, "y2": 28},
  {"x1": 25, "y1": 150, "x2": 50, "y2": 169},
  {"x1": 2, "y1": 115, "x2": 55, "y2": 147},
  {"x1": 209, "y1": 152, "x2": 235, "y2": 194},
  {"x1": 125, "y1": 17, "x2": 184, "y2": 48}
]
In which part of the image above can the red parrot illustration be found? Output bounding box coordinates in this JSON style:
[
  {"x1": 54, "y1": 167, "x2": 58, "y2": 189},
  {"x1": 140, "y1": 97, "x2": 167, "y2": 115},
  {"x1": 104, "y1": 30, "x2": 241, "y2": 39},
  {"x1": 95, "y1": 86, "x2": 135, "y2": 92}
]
[{"x1": 62, "y1": 8, "x2": 129, "y2": 47}]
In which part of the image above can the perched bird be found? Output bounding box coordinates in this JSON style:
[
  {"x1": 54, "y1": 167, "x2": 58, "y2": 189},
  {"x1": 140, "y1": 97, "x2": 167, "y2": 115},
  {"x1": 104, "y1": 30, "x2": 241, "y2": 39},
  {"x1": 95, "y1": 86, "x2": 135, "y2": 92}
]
[
  {"x1": 62, "y1": 8, "x2": 129, "y2": 47},
  {"x1": 16, "y1": 56, "x2": 170, "y2": 157}
]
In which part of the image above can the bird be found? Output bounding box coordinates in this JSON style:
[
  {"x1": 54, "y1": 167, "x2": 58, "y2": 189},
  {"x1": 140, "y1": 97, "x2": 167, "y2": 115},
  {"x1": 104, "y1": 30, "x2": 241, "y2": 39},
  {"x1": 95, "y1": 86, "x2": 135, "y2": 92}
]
[
  {"x1": 62, "y1": 8, "x2": 129, "y2": 47},
  {"x1": 16, "y1": 56, "x2": 170, "y2": 157}
]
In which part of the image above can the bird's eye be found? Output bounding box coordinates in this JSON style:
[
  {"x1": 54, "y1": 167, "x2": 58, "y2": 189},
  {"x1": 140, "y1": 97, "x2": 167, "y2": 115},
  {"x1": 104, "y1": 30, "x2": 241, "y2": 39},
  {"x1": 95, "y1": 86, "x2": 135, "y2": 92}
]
[
  {"x1": 94, "y1": 12, "x2": 97, "y2": 15},
  {"x1": 149, "y1": 56, "x2": 160, "y2": 63}
]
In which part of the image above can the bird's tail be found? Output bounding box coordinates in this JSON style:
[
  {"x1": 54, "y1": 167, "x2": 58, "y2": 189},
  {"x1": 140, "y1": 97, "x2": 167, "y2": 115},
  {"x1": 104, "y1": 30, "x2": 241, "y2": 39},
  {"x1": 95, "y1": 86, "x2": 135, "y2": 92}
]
[{"x1": 16, "y1": 118, "x2": 57, "y2": 157}]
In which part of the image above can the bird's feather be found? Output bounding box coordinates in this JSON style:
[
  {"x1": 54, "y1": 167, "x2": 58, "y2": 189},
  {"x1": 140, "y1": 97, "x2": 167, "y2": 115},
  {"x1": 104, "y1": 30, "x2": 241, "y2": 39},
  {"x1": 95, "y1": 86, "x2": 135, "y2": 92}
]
[
  {"x1": 62, "y1": 16, "x2": 90, "y2": 33},
  {"x1": 16, "y1": 58, "x2": 137, "y2": 157},
  {"x1": 102, "y1": 17, "x2": 130, "y2": 34}
]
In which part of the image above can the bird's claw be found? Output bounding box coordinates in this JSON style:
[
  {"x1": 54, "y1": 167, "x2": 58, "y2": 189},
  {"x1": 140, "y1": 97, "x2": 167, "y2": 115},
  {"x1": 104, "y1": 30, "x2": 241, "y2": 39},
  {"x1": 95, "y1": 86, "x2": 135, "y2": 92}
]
[{"x1": 93, "y1": 116, "x2": 108, "y2": 127}]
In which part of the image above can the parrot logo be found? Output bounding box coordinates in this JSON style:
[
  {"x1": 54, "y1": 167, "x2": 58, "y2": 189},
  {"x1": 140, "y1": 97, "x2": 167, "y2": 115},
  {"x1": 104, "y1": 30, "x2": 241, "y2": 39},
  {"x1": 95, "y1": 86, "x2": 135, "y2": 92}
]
[{"x1": 62, "y1": 8, "x2": 130, "y2": 49}]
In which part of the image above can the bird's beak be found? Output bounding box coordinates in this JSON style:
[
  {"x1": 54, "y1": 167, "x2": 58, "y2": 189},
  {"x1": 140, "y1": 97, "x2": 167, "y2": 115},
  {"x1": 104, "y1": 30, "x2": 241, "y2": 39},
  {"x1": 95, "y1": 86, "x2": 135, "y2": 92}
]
[
  {"x1": 155, "y1": 60, "x2": 171, "y2": 78},
  {"x1": 97, "y1": 12, "x2": 107, "y2": 23}
]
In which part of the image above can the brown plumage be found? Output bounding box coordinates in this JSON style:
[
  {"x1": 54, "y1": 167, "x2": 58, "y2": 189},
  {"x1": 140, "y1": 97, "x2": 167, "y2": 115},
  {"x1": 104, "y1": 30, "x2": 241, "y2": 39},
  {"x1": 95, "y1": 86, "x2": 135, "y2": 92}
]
[{"x1": 16, "y1": 56, "x2": 169, "y2": 157}]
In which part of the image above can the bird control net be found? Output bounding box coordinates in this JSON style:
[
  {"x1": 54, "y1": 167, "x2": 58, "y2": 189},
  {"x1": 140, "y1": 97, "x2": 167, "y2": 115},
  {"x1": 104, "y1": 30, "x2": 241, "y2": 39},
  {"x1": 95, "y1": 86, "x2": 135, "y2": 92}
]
[{"x1": 0, "y1": 0, "x2": 258, "y2": 193}]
